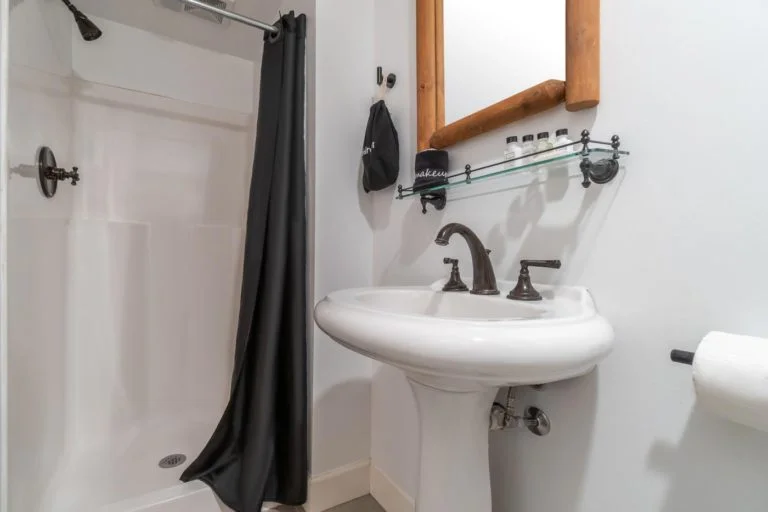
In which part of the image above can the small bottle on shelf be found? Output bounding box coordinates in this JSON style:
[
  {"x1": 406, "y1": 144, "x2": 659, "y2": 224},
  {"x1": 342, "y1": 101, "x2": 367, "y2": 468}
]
[
  {"x1": 504, "y1": 136, "x2": 522, "y2": 162},
  {"x1": 555, "y1": 128, "x2": 574, "y2": 154},
  {"x1": 521, "y1": 134, "x2": 535, "y2": 163},
  {"x1": 536, "y1": 132, "x2": 553, "y2": 160}
]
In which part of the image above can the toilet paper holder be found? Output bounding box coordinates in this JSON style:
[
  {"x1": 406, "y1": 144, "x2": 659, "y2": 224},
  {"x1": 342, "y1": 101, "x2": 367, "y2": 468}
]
[{"x1": 670, "y1": 349, "x2": 695, "y2": 365}]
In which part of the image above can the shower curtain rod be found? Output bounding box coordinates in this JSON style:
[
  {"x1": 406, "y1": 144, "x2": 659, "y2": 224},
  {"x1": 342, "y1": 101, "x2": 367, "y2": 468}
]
[{"x1": 178, "y1": 0, "x2": 279, "y2": 33}]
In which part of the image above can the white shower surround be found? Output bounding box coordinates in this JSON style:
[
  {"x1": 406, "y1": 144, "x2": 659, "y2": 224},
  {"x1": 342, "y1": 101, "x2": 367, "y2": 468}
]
[{"x1": 5, "y1": 8, "x2": 257, "y2": 510}]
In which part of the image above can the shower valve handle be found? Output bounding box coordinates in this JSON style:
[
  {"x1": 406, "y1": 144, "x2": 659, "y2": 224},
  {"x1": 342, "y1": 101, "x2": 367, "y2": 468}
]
[
  {"x1": 44, "y1": 165, "x2": 80, "y2": 186},
  {"x1": 68, "y1": 167, "x2": 80, "y2": 186}
]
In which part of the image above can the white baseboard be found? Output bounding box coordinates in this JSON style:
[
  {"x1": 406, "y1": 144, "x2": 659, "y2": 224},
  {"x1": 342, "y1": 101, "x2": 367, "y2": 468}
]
[
  {"x1": 370, "y1": 466, "x2": 414, "y2": 512},
  {"x1": 304, "y1": 460, "x2": 371, "y2": 512}
]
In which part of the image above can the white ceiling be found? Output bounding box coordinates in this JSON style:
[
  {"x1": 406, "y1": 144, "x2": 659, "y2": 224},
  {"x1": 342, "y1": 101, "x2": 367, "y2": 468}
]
[{"x1": 74, "y1": 0, "x2": 282, "y2": 61}]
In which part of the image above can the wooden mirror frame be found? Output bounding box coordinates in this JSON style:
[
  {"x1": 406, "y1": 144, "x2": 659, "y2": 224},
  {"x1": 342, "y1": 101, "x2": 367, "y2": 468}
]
[{"x1": 417, "y1": 0, "x2": 600, "y2": 150}]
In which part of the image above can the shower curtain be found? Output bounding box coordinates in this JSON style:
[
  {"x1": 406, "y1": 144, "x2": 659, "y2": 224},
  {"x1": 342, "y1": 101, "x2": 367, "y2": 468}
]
[{"x1": 181, "y1": 12, "x2": 308, "y2": 511}]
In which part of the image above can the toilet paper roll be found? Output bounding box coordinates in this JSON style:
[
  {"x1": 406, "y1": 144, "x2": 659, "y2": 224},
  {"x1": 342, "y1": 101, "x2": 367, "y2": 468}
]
[{"x1": 693, "y1": 331, "x2": 768, "y2": 433}]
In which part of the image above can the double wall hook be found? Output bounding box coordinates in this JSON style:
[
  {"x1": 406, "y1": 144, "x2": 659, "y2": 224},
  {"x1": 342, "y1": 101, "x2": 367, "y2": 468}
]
[{"x1": 377, "y1": 66, "x2": 396, "y2": 89}]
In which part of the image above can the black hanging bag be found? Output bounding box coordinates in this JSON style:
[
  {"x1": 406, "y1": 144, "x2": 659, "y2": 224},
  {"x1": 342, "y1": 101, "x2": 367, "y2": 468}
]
[{"x1": 362, "y1": 100, "x2": 400, "y2": 192}]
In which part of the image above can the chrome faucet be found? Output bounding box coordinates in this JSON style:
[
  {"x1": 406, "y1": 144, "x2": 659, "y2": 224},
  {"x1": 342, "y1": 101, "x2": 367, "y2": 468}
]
[{"x1": 435, "y1": 223, "x2": 499, "y2": 295}]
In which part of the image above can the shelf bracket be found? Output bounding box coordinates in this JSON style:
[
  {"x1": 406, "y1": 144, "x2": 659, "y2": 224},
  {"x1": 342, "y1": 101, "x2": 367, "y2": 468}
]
[{"x1": 579, "y1": 131, "x2": 621, "y2": 188}]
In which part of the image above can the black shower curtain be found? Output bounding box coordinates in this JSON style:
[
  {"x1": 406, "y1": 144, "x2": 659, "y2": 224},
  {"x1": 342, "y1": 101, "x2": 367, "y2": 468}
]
[{"x1": 181, "y1": 12, "x2": 308, "y2": 512}]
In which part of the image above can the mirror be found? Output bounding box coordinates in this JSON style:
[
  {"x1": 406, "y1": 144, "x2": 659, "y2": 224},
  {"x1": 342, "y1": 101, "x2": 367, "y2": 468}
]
[
  {"x1": 444, "y1": 1, "x2": 565, "y2": 124},
  {"x1": 417, "y1": 0, "x2": 600, "y2": 150}
]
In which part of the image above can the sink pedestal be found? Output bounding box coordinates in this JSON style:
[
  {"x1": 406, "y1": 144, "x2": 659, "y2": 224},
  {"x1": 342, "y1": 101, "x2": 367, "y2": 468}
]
[{"x1": 408, "y1": 377, "x2": 497, "y2": 512}]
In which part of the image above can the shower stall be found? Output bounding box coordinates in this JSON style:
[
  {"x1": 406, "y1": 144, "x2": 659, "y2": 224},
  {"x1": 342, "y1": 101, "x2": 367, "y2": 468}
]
[{"x1": 1, "y1": 0, "x2": 289, "y2": 510}]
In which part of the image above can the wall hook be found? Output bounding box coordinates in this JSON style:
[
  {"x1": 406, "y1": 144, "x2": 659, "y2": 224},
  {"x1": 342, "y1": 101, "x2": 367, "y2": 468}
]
[{"x1": 377, "y1": 66, "x2": 396, "y2": 89}]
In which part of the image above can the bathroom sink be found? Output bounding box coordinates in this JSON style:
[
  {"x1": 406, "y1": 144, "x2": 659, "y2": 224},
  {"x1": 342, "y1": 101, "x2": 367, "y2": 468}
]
[
  {"x1": 315, "y1": 280, "x2": 614, "y2": 389},
  {"x1": 314, "y1": 279, "x2": 614, "y2": 512}
]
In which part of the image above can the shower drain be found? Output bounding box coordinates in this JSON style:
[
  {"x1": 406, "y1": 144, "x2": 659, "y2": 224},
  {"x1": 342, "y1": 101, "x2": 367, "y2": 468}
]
[{"x1": 158, "y1": 453, "x2": 187, "y2": 469}]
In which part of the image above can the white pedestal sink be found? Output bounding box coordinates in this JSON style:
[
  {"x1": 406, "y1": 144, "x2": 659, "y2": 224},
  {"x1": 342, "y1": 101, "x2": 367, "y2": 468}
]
[{"x1": 314, "y1": 280, "x2": 614, "y2": 512}]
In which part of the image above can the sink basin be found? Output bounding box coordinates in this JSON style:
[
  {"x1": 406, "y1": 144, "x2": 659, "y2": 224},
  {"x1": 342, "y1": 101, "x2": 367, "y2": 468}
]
[
  {"x1": 314, "y1": 280, "x2": 614, "y2": 512},
  {"x1": 315, "y1": 280, "x2": 613, "y2": 389}
]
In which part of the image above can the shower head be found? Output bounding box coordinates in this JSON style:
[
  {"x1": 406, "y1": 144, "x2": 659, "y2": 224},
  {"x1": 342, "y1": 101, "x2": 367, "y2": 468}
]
[{"x1": 60, "y1": 0, "x2": 103, "y2": 41}]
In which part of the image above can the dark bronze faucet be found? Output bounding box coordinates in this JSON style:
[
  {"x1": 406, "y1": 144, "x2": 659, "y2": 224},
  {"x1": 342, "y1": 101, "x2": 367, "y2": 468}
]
[{"x1": 435, "y1": 223, "x2": 499, "y2": 295}]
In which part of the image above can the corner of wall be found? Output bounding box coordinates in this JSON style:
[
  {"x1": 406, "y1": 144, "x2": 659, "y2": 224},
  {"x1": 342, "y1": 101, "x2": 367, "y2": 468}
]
[
  {"x1": 370, "y1": 465, "x2": 414, "y2": 512},
  {"x1": 0, "y1": 2, "x2": 10, "y2": 511},
  {"x1": 10, "y1": 0, "x2": 72, "y2": 76},
  {"x1": 305, "y1": 459, "x2": 370, "y2": 512}
]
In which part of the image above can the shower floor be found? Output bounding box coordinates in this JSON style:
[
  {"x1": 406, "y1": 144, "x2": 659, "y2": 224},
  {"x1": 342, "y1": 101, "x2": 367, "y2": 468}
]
[{"x1": 42, "y1": 415, "x2": 226, "y2": 511}]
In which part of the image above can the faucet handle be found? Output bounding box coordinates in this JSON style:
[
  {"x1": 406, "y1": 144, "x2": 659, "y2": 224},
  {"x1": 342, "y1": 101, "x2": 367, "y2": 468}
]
[
  {"x1": 520, "y1": 259, "x2": 561, "y2": 270},
  {"x1": 442, "y1": 258, "x2": 468, "y2": 292},
  {"x1": 508, "y1": 260, "x2": 562, "y2": 301}
]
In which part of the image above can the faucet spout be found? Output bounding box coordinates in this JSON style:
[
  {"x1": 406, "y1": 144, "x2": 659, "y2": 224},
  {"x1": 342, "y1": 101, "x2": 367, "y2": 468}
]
[{"x1": 434, "y1": 223, "x2": 499, "y2": 295}]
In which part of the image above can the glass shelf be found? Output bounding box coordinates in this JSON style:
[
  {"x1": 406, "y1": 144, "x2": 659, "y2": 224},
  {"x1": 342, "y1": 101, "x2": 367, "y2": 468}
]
[{"x1": 397, "y1": 147, "x2": 630, "y2": 200}]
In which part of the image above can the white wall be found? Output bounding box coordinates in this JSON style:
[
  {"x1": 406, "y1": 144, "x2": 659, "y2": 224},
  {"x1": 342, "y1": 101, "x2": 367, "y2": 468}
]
[
  {"x1": 308, "y1": 0, "x2": 375, "y2": 478},
  {"x1": 369, "y1": 0, "x2": 420, "y2": 501},
  {"x1": 372, "y1": 1, "x2": 768, "y2": 511}
]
